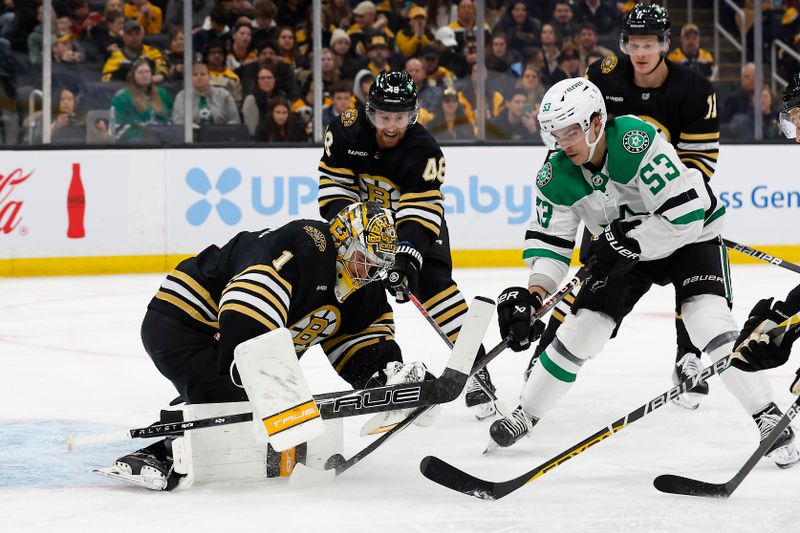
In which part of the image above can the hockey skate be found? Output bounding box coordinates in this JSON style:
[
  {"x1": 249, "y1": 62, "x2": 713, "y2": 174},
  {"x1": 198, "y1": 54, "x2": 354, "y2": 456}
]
[
  {"x1": 465, "y1": 367, "x2": 497, "y2": 420},
  {"x1": 488, "y1": 405, "x2": 538, "y2": 449},
  {"x1": 671, "y1": 351, "x2": 709, "y2": 410},
  {"x1": 753, "y1": 402, "x2": 800, "y2": 469},
  {"x1": 95, "y1": 440, "x2": 180, "y2": 491}
]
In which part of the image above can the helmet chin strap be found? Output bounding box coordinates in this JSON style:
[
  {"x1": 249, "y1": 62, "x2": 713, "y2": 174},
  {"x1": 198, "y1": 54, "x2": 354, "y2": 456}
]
[
  {"x1": 644, "y1": 52, "x2": 666, "y2": 75},
  {"x1": 582, "y1": 117, "x2": 607, "y2": 165}
]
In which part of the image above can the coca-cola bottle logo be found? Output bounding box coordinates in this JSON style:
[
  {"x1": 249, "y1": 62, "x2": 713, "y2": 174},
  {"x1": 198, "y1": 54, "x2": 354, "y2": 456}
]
[{"x1": 0, "y1": 168, "x2": 33, "y2": 235}]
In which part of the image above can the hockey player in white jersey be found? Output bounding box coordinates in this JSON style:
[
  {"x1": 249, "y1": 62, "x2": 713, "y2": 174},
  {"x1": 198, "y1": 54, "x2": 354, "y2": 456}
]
[{"x1": 489, "y1": 77, "x2": 799, "y2": 468}]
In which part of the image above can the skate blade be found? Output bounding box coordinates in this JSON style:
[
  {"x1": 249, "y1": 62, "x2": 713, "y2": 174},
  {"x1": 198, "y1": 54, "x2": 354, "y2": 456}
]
[
  {"x1": 482, "y1": 439, "x2": 500, "y2": 455},
  {"x1": 94, "y1": 467, "x2": 167, "y2": 491},
  {"x1": 671, "y1": 393, "x2": 701, "y2": 410}
]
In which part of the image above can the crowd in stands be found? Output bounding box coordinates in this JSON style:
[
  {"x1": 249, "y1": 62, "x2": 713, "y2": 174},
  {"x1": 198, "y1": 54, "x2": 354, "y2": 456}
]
[{"x1": 0, "y1": 0, "x2": 797, "y2": 145}]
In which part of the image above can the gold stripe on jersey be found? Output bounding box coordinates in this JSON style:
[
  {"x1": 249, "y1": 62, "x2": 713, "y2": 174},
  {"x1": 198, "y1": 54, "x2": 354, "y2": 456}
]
[
  {"x1": 219, "y1": 302, "x2": 280, "y2": 330},
  {"x1": 423, "y1": 285, "x2": 459, "y2": 309},
  {"x1": 319, "y1": 161, "x2": 355, "y2": 176},
  {"x1": 679, "y1": 132, "x2": 719, "y2": 141},
  {"x1": 155, "y1": 290, "x2": 220, "y2": 328},
  {"x1": 170, "y1": 269, "x2": 219, "y2": 313},
  {"x1": 334, "y1": 338, "x2": 381, "y2": 373},
  {"x1": 397, "y1": 216, "x2": 440, "y2": 235},
  {"x1": 319, "y1": 176, "x2": 359, "y2": 192},
  {"x1": 638, "y1": 115, "x2": 672, "y2": 142},
  {"x1": 322, "y1": 323, "x2": 395, "y2": 350},
  {"x1": 222, "y1": 280, "x2": 289, "y2": 323},
  {"x1": 234, "y1": 264, "x2": 292, "y2": 294},
  {"x1": 681, "y1": 157, "x2": 714, "y2": 179},
  {"x1": 553, "y1": 309, "x2": 566, "y2": 322},
  {"x1": 400, "y1": 190, "x2": 445, "y2": 202},
  {"x1": 676, "y1": 150, "x2": 719, "y2": 161}
]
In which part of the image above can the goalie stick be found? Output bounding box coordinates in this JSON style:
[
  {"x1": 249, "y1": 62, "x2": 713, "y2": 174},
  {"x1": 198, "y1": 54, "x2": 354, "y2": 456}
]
[
  {"x1": 290, "y1": 267, "x2": 593, "y2": 486},
  {"x1": 66, "y1": 299, "x2": 489, "y2": 451},
  {"x1": 419, "y1": 312, "x2": 800, "y2": 500},
  {"x1": 723, "y1": 238, "x2": 800, "y2": 275},
  {"x1": 653, "y1": 396, "x2": 800, "y2": 498}
]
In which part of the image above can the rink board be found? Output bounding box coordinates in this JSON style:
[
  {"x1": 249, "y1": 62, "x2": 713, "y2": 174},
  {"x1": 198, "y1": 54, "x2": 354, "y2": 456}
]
[{"x1": 0, "y1": 144, "x2": 798, "y2": 275}]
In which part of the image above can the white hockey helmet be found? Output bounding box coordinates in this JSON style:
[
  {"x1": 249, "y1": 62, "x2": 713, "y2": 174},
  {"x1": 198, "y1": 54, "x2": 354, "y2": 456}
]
[{"x1": 538, "y1": 77, "x2": 607, "y2": 163}]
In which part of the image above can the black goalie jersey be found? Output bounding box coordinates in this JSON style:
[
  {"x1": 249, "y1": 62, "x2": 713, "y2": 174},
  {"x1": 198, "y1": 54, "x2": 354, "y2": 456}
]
[
  {"x1": 318, "y1": 108, "x2": 447, "y2": 260},
  {"x1": 587, "y1": 55, "x2": 720, "y2": 181},
  {"x1": 147, "y1": 220, "x2": 394, "y2": 382}
]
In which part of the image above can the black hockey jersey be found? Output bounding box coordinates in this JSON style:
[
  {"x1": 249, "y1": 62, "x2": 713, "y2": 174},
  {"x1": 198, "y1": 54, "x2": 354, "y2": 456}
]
[
  {"x1": 318, "y1": 108, "x2": 445, "y2": 255},
  {"x1": 147, "y1": 220, "x2": 394, "y2": 376},
  {"x1": 587, "y1": 55, "x2": 719, "y2": 181}
]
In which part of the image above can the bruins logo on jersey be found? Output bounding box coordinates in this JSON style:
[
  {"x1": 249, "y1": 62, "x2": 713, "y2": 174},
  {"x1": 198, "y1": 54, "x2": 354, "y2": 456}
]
[
  {"x1": 536, "y1": 163, "x2": 553, "y2": 187},
  {"x1": 622, "y1": 130, "x2": 650, "y2": 154},
  {"x1": 341, "y1": 107, "x2": 358, "y2": 127},
  {"x1": 303, "y1": 225, "x2": 327, "y2": 252},
  {"x1": 601, "y1": 55, "x2": 618, "y2": 74}
]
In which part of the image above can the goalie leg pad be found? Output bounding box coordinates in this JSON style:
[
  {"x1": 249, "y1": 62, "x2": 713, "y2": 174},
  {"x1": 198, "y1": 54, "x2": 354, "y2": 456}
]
[{"x1": 233, "y1": 328, "x2": 325, "y2": 451}]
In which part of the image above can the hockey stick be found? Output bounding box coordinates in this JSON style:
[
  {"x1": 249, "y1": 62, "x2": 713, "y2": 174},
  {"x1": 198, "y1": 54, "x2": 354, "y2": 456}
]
[
  {"x1": 723, "y1": 238, "x2": 800, "y2": 275},
  {"x1": 66, "y1": 301, "x2": 489, "y2": 451},
  {"x1": 290, "y1": 267, "x2": 592, "y2": 486},
  {"x1": 404, "y1": 289, "x2": 513, "y2": 419},
  {"x1": 653, "y1": 396, "x2": 800, "y2": 498},
  {"x1": 419, "y1": 312, "x2": 800, "y2": 500}
]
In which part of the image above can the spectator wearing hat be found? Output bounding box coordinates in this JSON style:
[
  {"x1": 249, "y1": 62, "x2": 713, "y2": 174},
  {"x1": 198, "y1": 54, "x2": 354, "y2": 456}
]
[
  {"x1": 405, "y1": 57, "x2": 441, "y2": 122},
  {"x1": 426, "y1": 86, "x2": 476, "y2": 142},
  {"x1": 358, "y1": 33, "x2": 392, "y2": 76},
  {"x1": 435, "y1": 25, "x2": 470, "y2": 78},
  {"x1": 124, "y1": 0, "x2": 162, "y2": 35},
  {"x1": 330, "y1": 28, "x2": 359, "y2": 81},
  {"x1": 573, "y1": 0, "x2": 618, "y2": 35},
  {"x1": 419, "y1": 44, "x2": 455, "y2": 89},
  {"x1": 494, "y1": 1, "x2": 542, "y2": 55},
  {"x1": 352, "y1": 68, "x2": 375, "y2": 110},
  {"x1": 448, "y1": 0, "x2": 491, "y2": 53},
  {"x1": 576, "y1": 22, "x2": 612, "y2": 72},
  {"x1": 668, "y1": 23, "x2": 716, "y2": 80},
  {"x1": 396, "y1": 6, "x2": 435, "y2": 58},
  {"x1": 172, "y1": 63, "x2": 241, "y2": 128},
  {"x1": 487, "y1": 87, "x2": 538, "y2": 141},
  {"x1": 204, "y1": 40, "x2": 243, "y2": 104},
  {"x1": 251, "y1": 0, "x2": 279, "y2": 52},
  {"x1": 548, "y1": 43, "x2": 581, "y2": 84},
  {"x1": 102, "y1": 19, "x2": 167, "y2": 82},
  {"x1": 550, "y1": 1, "x2": 580, "y2": 42},
  {"x1": 348, "y1": 1, "x2": 394, "y2": 56}
]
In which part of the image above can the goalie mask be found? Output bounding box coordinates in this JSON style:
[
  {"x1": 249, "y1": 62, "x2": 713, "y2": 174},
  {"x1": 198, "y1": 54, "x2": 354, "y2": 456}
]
[
  {"x1": 538, "y1": 78, "x2": 607, "y2": 164},
  {"x1": 329, "y1": 202, "x2": 398, "y2": 302},
  {"x1": 779, "y1": 72, "x2": 800, "y2": 140}
]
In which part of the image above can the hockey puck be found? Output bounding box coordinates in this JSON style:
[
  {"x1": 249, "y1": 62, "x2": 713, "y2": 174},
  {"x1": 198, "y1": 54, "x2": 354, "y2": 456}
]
[{"x1": 324, "y1": 454, "x2": 346, "y2": 470}]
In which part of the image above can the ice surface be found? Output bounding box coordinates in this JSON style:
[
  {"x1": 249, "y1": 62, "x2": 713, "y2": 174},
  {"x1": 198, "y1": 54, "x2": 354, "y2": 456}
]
[{"x1": 1, "y1": 266, "x2": 799, "y2": 532}]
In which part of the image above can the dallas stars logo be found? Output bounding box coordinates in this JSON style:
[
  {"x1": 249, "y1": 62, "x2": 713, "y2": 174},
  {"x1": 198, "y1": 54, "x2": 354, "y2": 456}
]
[
  {"x1": 622, "y1": 130, "x2": 650, "y2": 153},
  {"x1": 536, "y1": 163, "x2": 552, "y2": 187}
]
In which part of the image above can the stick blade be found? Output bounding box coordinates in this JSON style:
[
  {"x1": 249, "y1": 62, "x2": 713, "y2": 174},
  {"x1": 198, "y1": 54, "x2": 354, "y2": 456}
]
[
  {"x1": 288, "y1": 463, "x2": 336, "y2": 487},
  {"x1": 653, "y1": 474, "x2": 731, "y2": 498},
  {"x1": 419, "y1": 455, "x2": 499, "y2": 500}
]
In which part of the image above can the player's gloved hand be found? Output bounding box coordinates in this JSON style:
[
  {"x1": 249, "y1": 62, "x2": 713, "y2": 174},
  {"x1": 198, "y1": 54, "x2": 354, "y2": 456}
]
[
  {"x1": 384, "y1": 242, "x2": 422, "y2": 303},
  {"x1": 588, "y1": 219, "x2": 642, "y2": 281},
  {"x1": 497, "y1": 287, "x2": 546, "y2": 352},
  {"x1": 732, "y1": 297, "x2": 799, "y2": 372}
]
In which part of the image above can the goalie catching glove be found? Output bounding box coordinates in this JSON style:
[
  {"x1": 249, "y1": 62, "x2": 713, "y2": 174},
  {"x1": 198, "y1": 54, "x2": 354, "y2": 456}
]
[
  {"x1": 733, "y1": 297, "x2": 800, "y2": 379},
  {"x1": 497, "y1": 287, "x2": 546, "y2": 352},
  {"x1": 384, "y1": 242, "x2": 422, "y2": 303},
  {"x1": 588, "y1": 219, "x2": 642, "y2": 281}
]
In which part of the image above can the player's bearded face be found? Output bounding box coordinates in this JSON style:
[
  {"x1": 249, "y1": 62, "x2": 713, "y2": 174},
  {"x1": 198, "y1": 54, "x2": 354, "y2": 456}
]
[
  {"x1": 627, "y1": 35, "x2": 664, "y2": 73},
  {"x1": 373, "y1": 110, "x2": 410, "y2": 148}
]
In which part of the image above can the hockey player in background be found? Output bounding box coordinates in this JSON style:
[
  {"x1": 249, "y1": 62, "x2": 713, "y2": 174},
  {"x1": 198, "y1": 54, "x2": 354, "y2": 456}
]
[
  {"x1": 779, "y1": 70, "x2": 800, "y2": 143},
  {"x1": 532, "y1": 4, "x2": 721, "y2": 410},
  {"x1": 487, "y1": 77, "x2": 799, "y2": 469},
  {"x1": 102, "y1": 202, "x2": 439, "y2": 490},
  {"x1": 317, "y1": 70, "x2": 497, "y2": 420}
]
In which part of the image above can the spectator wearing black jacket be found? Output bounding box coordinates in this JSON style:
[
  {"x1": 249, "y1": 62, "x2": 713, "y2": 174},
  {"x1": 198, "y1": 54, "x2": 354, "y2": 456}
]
[
  {"x1": 255, "y1": 97, "x2": 308, "y2": 143},
  {"x1": 574, "y1": 0, "x2": 618, "y2": 35},
  {"x1": 493, "y1": 1, "x2": 541, "y2": 55}
]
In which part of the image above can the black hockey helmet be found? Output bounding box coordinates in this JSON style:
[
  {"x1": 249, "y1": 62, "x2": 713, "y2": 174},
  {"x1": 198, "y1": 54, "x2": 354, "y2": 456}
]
[
  {"x1": 366, "y1": 71, "x2": 420, "y2": 127},
  {"x1": 620, "y1": 4, "x2": 671, "y2": 54},
  {"x1": 782, "y1": 71, "x2": 800, "y2": 112}
]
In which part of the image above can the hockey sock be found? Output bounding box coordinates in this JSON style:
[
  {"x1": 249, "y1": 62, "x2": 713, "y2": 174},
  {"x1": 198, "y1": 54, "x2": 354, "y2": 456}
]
[
  {"x1": 520, "y1": 338, "x2": 585, "y2": 420},
  {"x1": 709, "y1": 338, "x2": 773, "y2": 415}
]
